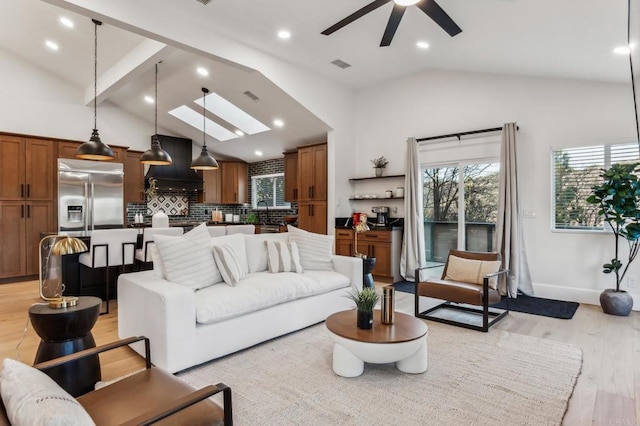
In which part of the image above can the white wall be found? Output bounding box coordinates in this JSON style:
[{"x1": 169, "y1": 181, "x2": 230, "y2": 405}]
[
  {"x1": 0, "y1": 47, "x2": 153, "y2": 151},
  {"x1": 353, "y1": 69, "x2": 639, "y2": 306}
]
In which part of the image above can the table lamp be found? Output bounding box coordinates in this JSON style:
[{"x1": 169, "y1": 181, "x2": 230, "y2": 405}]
[
  {"x1": 353, "y1": 213, "x2": 370, "y2": 258},
  {"x1": 39, "y1": 235, "x2": 88, "y2": 308}
]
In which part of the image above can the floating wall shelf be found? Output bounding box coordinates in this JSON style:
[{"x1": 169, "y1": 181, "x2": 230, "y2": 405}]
[{"x1": 349, "y1": 174, "x2": 405, "y2": 182}]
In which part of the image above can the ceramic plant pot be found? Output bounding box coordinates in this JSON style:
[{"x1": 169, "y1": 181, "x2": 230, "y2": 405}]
[
  {"x1": 375, "y1": 167, "x2": 383, "y2": 177},
  {"x1": 600, "y1": 289, "x2": 633, "y2": 316},
  {"x1": 357, "y1": 311, "x2": 373, "y2": 329}
]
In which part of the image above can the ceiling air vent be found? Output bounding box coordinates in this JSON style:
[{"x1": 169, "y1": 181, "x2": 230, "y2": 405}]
[
  {"x1": 194, "y1": 0, "x2": 212, "y2": 5},
  {"x1": 331, "y1": 59, "x2": 351, "y2": 69},
  {"x1": 243, "y1": 90, "x2": 259, "y2": 101}
]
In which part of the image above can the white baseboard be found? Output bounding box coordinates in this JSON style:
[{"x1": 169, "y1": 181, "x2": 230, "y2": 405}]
[{"x1": 532, "y1": 283, "x2": 640, "y2": 311}]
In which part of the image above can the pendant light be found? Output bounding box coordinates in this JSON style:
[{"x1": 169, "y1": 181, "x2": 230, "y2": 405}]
[
  {"x1": 190, "y1": 87, "x2": 219, "y2": 170},
  {"x1": 75, "y1": 19, "x2": 115, "y2": 161},
  {"x1": 140, "y1": 63, "x2": 172, "y2": 165}
]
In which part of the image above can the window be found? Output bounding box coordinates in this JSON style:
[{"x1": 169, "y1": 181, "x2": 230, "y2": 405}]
[
  {"x1": 552, "y1": 142, "x2": 639, "y2": 231},
  {"x1": 251, "y1": 173, "x2": 290, "y2": 209}
]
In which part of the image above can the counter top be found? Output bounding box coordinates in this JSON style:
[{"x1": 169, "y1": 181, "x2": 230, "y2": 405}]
[{"x1": 335, "y1": 225, "x2": 403, "y2": 231}]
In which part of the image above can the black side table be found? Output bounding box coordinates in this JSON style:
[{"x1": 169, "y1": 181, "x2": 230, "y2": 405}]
[
  {"x1": 362, "y1": 257, "x2": 376, "y2": 288},
  {"x1": 28, "y1": 296, "x2": 102, "y2": 397}
]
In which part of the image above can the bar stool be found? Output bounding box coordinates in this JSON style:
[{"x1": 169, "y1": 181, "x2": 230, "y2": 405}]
[
  {"x1": 135, "y1": 227, "x2": 183, "y2": 270},
  {"x1": 79, "y1": 229, "x2": 138, "y2": 315},
  {"x1": 226, "y1": 225, "x2": 255, "y2": 235},
  {"x1": 207, "y1": 226, "x2": 227, "y2": 237}
]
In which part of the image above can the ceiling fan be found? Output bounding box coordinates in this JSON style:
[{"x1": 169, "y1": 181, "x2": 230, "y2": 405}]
[{"x1": 321, "y1": 0, "x2": 462, "y2": 47}]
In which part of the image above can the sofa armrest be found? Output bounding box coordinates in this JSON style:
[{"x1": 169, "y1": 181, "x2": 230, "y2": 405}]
[
  {"x1": 117, "y1": 271, "x2": 196, "y2": 372},
  {"x1": 332, "y1": 255, "x2": 363, "y2": 291}
]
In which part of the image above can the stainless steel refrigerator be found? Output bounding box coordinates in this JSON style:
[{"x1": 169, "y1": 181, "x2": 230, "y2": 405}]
[{"x1": 58, "y1": 158, "x2": 124, "y2": 235}]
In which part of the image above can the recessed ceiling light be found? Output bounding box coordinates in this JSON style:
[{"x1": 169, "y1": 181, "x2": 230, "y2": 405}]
[
  {"x1": 278, "y1": 30, "x2": 291, "y2": 39},
  {"x1": 614, "y1": 46, "x2": 631, "y2": 55},
  {"x1": 416, "y1": 41, "x2": 430, "y2": 49},
  {"x1": 255, "y1": 150, "x2": 263, "y2": 156},
  {"x1": 235, "y1": 130, "x2": 245, "y2": 136},
  {"x1": 59, "y1": 17, "x2": 74, "y2": 28},
  {"x1": 394, "y1": 0, "x2": 419, "y2": 5},
  {"x1": 144, "y1": 95, "x2": 154, "y2": 104},
  {"x1": 45, "y1": 40, "x2": 59, "y2": 51},
  {"x1": 197, "y1": 67, "x2": 209, "y2": 76},
  {"x1": 273, "y1": 119, "x2": 284, "y2": 127}
]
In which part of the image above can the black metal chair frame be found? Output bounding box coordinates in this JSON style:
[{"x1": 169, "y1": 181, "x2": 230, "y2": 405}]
[
  {"x1": 34, "y1": 336, "x2": 233, "y2": 425},
  {"x1": 414, "y1": 261, "x2": 510, "y2": 332},
  {"x1": 80, "y1": 241, "x2": 136, "y2": 315},
  {"x1": 135, "y1": 239, "x2": 156, "y2": 272}
]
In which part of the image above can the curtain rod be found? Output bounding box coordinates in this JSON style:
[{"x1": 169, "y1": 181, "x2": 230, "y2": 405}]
[{"x1": 416, "y1": 125, "x2": 519, "y2": 143}]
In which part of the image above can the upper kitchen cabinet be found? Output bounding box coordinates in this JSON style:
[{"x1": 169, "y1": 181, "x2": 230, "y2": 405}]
[
  {"x1": 221, "y1": 161, "x2": 247, "y2": 204},
  {"x1": 284, "y1": 151, "x2": 298, "y2": 202},
  {"x1": 0, "y1": 135, "x2": 54, "y2": 201},
  {"x1": 57, "y1": 140, "x2": 126, "y2": 163},
  {"x1": 298, "y1": 143, "x2": 326, "y2": 202},
  {"x1": 124, "y1": 150, "x2": 145, "y2": 203},
  {"x1": 202, "y1": 168, "x2": 222, "y2": 204}
]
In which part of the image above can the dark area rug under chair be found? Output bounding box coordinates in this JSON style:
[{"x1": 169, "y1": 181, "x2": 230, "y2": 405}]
[{"x1": 393, "y1": 280, "x2": 580, "y2": 320}]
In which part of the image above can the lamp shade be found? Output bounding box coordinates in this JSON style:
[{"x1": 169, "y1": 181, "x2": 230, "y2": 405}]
[
  {"x1": 141, "y1": 136, "x2": 173, "y2": 165},
  {"x1": 51, "y1": 236, "x2": 88, "y2": 256},
  {"x1": 191, "y1": 146, "x2": 219, "y2": 170},
  {"x1": 76, "y1": 129, "x2": 115, "y2": 161},
  {"x1": 40, "y1": 235, "x2": 88, "y2": 307}
]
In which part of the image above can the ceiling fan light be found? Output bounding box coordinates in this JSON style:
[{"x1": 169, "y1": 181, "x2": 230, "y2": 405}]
[
  {"x1": 191, "y1": 146, "x2": 219, "y2": 170},
  {"x1": 76, "y1": 129, "x2": 115, "y2": 161},
  {"x1": 394, "y1": 0, "x2": 420, "y2": 6}
]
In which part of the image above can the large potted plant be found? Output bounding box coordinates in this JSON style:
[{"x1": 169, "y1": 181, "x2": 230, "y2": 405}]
[{"x1": 586, "y1": 162, "x2": 640, "y2": 316}]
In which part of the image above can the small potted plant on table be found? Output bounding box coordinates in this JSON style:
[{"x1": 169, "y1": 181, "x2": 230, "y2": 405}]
[{"x1": 346, "y1": 287, "x2": 380, "y2": 329}]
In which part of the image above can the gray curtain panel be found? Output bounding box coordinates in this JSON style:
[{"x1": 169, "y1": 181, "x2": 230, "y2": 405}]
[
  {"x1": 400, "y1": 137, "x2": 426, "y2": 281},
  {"x1": 494, "y1": 123, "x2": 533, "y2": 297}
]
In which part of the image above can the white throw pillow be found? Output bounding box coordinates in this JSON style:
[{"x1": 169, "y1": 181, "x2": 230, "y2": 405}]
[
  {"x1": 245, "y1": 233, "x2": 290, "y2": 273},
  {"x1": 213, "y1": 245, "x2": 246, "y2": 286},
  {"x1": 0, "y1": 358, "x2": 96, "y2": 426},
  {"x1": 150, "y1": 244, "x2": 166, "y2": 279},
  {"x1": 266, "y1": 240, "x2": 303, "y2": 273},
  {"x1": 445, "y1": 255, "x2": 502, "y2": 290},
  {"x1": 210, "y1": 233, "x2": 249, "y2": 275},
  {"x1": 154, "y1": 223, "x2": 222, "y2": 290},
  {"x1": 287, "y1": 225, "x2": 334, "y2": 271}
]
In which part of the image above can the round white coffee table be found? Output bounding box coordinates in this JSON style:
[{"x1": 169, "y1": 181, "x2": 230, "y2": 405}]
[{"x1": 325, "y1": 309, "x2": 428, "y2": 377}]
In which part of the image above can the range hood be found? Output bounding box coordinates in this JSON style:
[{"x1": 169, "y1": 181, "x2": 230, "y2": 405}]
[{"x1": 145, "y1": 135, "x2": 203, "y2": 191}]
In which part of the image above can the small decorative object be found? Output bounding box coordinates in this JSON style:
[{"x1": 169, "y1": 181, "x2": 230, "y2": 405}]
[
  {"x1": 586, "y1": 162, "x2": 640, "y2": 316},
  {"x1": 385, "y1": 190, "x2": 393, "y2": 198},
  {"x1": 39, "y1": 235, "x2": 88, "y2": 308},
  {"x1": 371, "y1": 156, "x2": 389, "y2": 177},
  {"x1": 142, "y1": 177, "x2": 158, "y2": 200},
  {"x1": 395, "y1": 187, "x2": 404, "y2": 198},
  {"x1": 246, "y1": 212, "x2": 258, "y2": 224},
  {"x1": 353, "y1": 213, "x2": 370, "y2": 258},
  {"x1": 381, "y1": 285, "x2": 395, "y2": 324},
  {"x1": 346, "y1": 287, "x2": 380, "y2": 329}
]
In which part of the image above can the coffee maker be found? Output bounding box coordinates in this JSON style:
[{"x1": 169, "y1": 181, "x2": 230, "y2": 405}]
[{"x1": 371, "y1": 206, "x2": 390, "y2": 227}]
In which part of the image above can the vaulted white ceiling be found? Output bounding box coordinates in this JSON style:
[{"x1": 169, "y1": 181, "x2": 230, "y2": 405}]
[{"x1": 0, "y1": 0, "x2": 632, "y2": 161}]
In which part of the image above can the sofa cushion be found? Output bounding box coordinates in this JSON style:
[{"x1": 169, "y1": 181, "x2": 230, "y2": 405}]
[
  {"x1": 245, "y1": 233, "x2": 289, "y2": 273},
  {"x1": 210, "y1": 233, "x2": 249, "y2": 275},
  {"x1": 194, "y1": 271, "x2": 350, "y2": 325},
  {"x1": 287, "y1": 225, "x2": 334, "y2": 271},
  {"x1": 0, "y1": 358, "x2": 96, "y2": 426},
  {"x1": 154, "y1": 223, "x2": 221, "y2": 290},
  {"x1": 266, "y1": 241, "x2": 303, "y2": 273},
  {"x1": 213, "y1": 245, "x2": 246, "y2": 286}
]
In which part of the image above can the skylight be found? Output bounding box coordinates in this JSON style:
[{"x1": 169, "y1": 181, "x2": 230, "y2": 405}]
[
  {"x1": 168, "y1": 105, "x2": 238, "y2": 142},
  {"x1": 194, "y1": 92, "x2": 270, "y2": 135}
]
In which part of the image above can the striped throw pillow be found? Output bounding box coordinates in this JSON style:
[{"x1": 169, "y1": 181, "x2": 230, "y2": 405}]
[
  {"x1": 287, "y1": 225, "x2": 334, "y2": 271},
  {"x1": 213, "y1": 244, "x2": 246, "y2": 286},
  {"x1": 266, "y1": 241, "x2": 303, "y2": 273}
]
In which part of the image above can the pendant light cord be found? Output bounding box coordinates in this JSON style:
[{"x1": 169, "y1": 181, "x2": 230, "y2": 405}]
[
  {"x1": 155, "y1": 63, "x2": 158, "y2": 135},
  {"x1": 93, "y1": 20, "x2": 100, "y2": 131},
  {"x1": 202, "y1": 89, "x2": 207, "y2": 149}
]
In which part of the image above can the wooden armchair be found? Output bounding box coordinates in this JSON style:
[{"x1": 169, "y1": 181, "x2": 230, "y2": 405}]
[
  {"x1": 414, "y1": 250, "x2": 509, "y2": 332},
  {"x1": 0, "y1": 336, "x2": 232, "y2": 425}
]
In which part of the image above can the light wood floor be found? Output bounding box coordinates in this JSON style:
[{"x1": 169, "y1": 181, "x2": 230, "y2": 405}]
[{"x1": 1, "y1": 279, "x2": 637, "y2": 425}]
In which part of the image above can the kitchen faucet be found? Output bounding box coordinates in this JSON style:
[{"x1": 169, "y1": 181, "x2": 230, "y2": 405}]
[{"x1": 256, "y1": 200, "x2": 270, "y2": 225}]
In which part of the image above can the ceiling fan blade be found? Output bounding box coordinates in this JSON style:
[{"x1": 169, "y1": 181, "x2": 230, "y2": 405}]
[
  {"x1": 416, "y1": 0, "x2": 462, "y2": 37},
  {"x1": 322, "y1": 0, "x2": 392, "y2": 36},
  {"x1": 380, "y1": 4, "x2": 406, "y2": 47}
]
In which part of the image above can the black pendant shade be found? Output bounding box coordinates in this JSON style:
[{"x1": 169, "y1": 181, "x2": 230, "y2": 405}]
[
  {"x1": 141, "y1": 63, "x2": 172, "y2": 165},
  {"x1": 76, "y1": 19, "x2": 115, "y2": 161},
  {"x1": 191, "y1": 87, "x2": 219, "y2": 171}
]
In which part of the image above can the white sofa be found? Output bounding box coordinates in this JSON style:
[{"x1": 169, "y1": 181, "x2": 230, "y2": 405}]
[{"x1": 117, "y1": 230, "x2": 363, "y2": 373}]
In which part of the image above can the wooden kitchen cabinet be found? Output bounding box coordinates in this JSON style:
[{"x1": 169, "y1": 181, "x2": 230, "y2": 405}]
[
  {"x1": 284, "y1": 151, "x2": 298, "y2": 202},
  {"x1": 201, "y1": 167, "x2": 222, "y2": 204},
  {"x1": 0, "y1": 136, "x2": 54, "y2": 201},
  {"x1": 124, "y1": 150, "x2": 145, "y2": 203},
  {"x1": 25, "y1": 201, "x2": 55, "y2": 275},
  {"x1": 298, "y1": 143, "x2": 326, "y2": 202},
  {"x1": 335, "y1": 228, "x2": 354, "y2": 257},
  {"x1": 354, "y1": 229, "x2": 402, "y2": 283},
  {"x1": 298, "y1": 201, "x2": 327, "y2": 234},
  {"x1": 57, "y1": 140, "x2": 126, "y2": 162},
  {"x1": 221, "y1": 161, "x2": 247, "y2": 204},
  {"x1": 0, "y1": 201, "x2": 26, "y2": 278}
]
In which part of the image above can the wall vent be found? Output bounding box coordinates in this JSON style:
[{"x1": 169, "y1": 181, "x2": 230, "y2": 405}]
[
  {"x1": 243, "y1": 90, "x2": 259, "y2": 101},
  {"x1": 331, "y1": 59, "x2": 351, "y2": 69},
  {"x1": 194, "y1": 0, "x2": 212, "y2": 5}
]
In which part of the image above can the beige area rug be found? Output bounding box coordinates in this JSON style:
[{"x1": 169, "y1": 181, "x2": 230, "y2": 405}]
[{"x1": 178, "y1": 321, "x2": 582, "y2": 425}]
